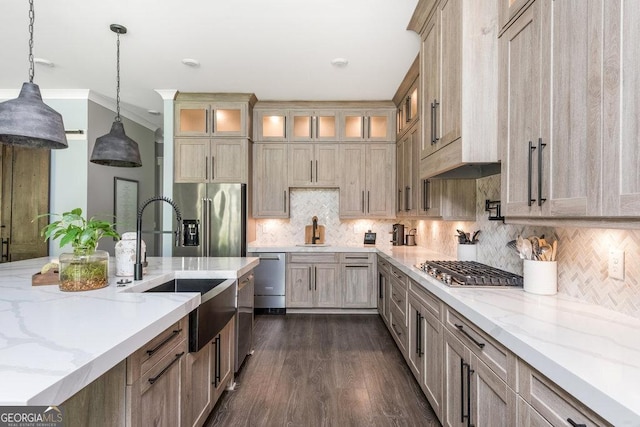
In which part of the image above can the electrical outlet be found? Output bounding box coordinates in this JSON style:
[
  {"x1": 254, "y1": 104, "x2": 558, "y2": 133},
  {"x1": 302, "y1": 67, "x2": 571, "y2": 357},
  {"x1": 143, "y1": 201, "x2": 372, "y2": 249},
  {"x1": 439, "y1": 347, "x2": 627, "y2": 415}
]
[{"x1": 608, "y1": 250, "x2": 625, "y2": 281}]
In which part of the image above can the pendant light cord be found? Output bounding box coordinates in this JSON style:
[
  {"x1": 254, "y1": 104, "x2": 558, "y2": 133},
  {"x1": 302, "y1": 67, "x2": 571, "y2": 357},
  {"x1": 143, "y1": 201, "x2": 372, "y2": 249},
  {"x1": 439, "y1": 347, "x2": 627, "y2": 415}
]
[
  {"x1": 115, "y1": 31, "x2": 121, "y2": 122},
  {"x1": 28, "y1": 0, "x2": 35, "y2": 83}
]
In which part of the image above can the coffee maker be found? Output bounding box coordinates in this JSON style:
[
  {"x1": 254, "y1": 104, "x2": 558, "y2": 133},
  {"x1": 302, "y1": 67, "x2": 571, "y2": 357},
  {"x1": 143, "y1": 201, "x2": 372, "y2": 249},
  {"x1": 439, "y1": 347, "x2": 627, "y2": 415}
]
[{"x1": 391, "y1": 223, "x2": 405, "y2": 246}]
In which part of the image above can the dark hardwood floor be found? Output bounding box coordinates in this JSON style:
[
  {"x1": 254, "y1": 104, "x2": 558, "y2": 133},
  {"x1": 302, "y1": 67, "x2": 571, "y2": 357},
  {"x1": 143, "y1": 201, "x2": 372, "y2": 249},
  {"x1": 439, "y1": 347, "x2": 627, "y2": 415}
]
[{"x1": 206, "y1": 314, "x2": 440, "y2": 427}]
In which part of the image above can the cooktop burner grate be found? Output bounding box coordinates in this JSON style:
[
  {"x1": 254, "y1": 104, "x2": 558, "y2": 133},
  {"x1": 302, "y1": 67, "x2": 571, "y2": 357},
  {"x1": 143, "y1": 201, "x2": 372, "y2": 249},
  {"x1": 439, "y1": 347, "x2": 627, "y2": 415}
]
[{"x1": 416, "y1": 260, "x2": 523, "y2": 287}]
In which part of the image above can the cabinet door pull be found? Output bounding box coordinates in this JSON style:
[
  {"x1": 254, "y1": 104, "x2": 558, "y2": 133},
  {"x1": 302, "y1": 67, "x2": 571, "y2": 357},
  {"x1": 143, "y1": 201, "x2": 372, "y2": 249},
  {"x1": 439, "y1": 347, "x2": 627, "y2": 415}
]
[
  {"x1": 148, "y1": 351, "x2": 185, "y2": 385},
  {"x1": 454, "y1": 324, "x2": 485, "y2": 349},
  {"x1": 566, "y1": 419, "x2": 586, "y2": 427},
  {"x1": 314, "y1": 266, "x2": 317, "y2": 291},
  {"x1": 1, "y1": 238, "x2": 9, "y2": 261},
  {"x1": 460, "y1": 359, "x2": 466, "y2": 423},
  {"x1": 391, "y1": 323, "x2": 402, "y2": 337},
  {"x1": 467, "y1": 364, "x2": 474, "y2": 427},
  {"x1": 308, "y1": 266, "x2": 312, "y2": 291},
  {"x1": 315, "y1": 160, "x2": 318, "y2": 183},
  {"x1": 405, "y1": 186, "x2": 410, "y2": 211},
  {"x1": 367, "y1": 191, "x2": 370, "y2": 213},
  {"x1": 528, "y1": 141, "x2": 536, "y2": 206},
  {"x1": 205, "y1": 109, "x2": 209, "y2": 134},
  {"x1": 146, "y1": 329, "x2": 182, "y2": 356},
  {"x1": 379, "y1": 274, "x2": 384, "y2": 299},
  {"x1": 284, "y1": 190, "x2": 287, "y2": 213},
  {"x1": 310, "y1": 160, "x2": 313, "y2": 182},
  {"x1": 398, "y1": 189, "x2": 403, "y2": 212},
  {"x1": 423, "y1": 180, "x2": 431, "y2": 211},
  {"x1": 211, "y1": 156, "x2": 215, "y2": 180},
  {"x1": 430, "y1": 101, "x2": 436, "y2": 145},
  {"x1": 205, "y1": 156, "x2": 208, "y2": 180},
  {"x1": 362, "y1": 191, "x2": 365, "y2": 213},
  {"x1": 433, "y1": 100, "x2": 440, "y2": 143},
  {"x1": 415, "y1": 311, "x2": 422, "y2": 357},
  {"x1": 537, "y1": 138, "x2": 546, "y2": 206}
]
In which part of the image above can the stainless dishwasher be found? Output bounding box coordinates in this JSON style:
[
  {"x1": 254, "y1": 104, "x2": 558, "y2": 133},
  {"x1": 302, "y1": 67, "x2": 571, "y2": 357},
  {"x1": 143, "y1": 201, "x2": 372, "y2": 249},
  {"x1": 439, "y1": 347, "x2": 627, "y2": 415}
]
[
  {"x1": 248, "y1": 252, "x2": 286, "y2": 314},
  {"x1": 235, "y1": 271, "x2": 254, "y2": 372}
]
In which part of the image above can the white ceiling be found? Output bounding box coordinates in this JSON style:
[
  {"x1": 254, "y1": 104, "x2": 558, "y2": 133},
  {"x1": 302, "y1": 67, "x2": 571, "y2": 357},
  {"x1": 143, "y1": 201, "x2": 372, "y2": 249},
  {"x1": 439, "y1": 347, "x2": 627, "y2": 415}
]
[{"x1": 0, "y1": 0, "x2": 420, "y2": 128}]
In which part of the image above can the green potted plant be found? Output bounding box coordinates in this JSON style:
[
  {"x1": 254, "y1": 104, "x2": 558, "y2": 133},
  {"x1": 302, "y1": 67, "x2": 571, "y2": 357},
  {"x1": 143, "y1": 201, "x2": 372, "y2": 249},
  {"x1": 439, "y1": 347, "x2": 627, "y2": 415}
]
[{"x1": 40, "y1": 208, "x2": 120, "y2": 291}]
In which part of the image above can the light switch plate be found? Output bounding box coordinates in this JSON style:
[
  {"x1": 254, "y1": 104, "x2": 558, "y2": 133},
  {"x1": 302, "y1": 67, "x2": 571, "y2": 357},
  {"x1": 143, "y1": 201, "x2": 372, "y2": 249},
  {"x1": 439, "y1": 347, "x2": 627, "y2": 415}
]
[{"x1": 608, "y1": 250, "x2": 625, "y2": 281}]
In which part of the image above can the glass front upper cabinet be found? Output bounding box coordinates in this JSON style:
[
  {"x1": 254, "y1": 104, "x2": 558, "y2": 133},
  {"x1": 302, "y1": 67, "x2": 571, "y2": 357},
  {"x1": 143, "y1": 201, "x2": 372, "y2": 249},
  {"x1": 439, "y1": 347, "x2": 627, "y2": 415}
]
[
  {"x1": 255, "y1": 110, "x2": 287, "y2": 141},
  {"x1": 290, "y1": 110, "x2": 337, "y2": 141},
  {"x1": 341, "y1": 110, "x2": 394, "y2": 141},
  {"x1": 175, "y1": 103, "x2": 245, "y2": 137}
]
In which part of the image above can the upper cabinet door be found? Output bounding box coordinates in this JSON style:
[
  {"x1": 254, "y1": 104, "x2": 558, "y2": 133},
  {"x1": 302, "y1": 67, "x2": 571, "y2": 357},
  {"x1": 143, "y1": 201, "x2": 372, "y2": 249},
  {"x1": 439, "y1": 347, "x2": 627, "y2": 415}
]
[
  {"x1": 420, "y1": 15, "x2": 440, "y2": 160},
  {"x1": 174, "y1": 139, "x2": 210, "y2": 183},
  {"x1": 340, "y1": 110, "x2": 394, "y2": 142},
  {"x1": 175, "y1": 103, "x2": 210, "y2": 137},
  {"x1": 290, "y1": 110, "x2": 338, "y2": 141},
  {"x1": 438, "y1": 0, "x2": 462, "y2": 149},
  {"x1": 254, "y1": 110, "x2": 288, "y2": 142},
  {"x1": 606, "y1": 2, "x2": 640, "y2": 216},
  {"x1": 499, "y1": 1, "x2": 543, "y2": 217},
  {"x1": 212, "y1": 103, "x2": 246, "y2": 136},
  {"x1": 543, "y1": 0, "x2": 603, "y2": 217}
]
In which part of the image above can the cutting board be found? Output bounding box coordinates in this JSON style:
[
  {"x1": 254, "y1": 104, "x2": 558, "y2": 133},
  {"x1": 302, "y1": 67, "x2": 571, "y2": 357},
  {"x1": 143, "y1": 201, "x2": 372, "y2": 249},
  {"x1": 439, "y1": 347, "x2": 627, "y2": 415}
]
[{"x1": 304, "y1": 225, "x2": 325, "y2": 244}]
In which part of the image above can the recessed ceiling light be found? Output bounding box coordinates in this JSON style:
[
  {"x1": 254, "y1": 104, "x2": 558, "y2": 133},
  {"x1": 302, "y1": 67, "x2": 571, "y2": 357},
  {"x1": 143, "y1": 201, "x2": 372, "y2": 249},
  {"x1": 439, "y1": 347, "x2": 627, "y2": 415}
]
[
  {"x1": 34, "y1": 57, "x2": 54, "y2": 67},
  {"x1": 181, "y1": 58, "x2": 200, "y2": 67},
  {"x1": 330, "y1": 58, "x2": 349, "y2": 67},
  {"x1": 147, "y1": 110, "x2": 161, "y2": 116}
]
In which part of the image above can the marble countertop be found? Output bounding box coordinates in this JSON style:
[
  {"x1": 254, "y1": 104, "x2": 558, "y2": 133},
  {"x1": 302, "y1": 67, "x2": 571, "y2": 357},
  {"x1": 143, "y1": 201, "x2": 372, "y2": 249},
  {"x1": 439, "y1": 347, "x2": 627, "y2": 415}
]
[
  {"x1": 0, "y1": 255, "x2": 259, "y2": 406},
  {"x1": 378, "y1": 246, "x2": 640, "y2": 426}
]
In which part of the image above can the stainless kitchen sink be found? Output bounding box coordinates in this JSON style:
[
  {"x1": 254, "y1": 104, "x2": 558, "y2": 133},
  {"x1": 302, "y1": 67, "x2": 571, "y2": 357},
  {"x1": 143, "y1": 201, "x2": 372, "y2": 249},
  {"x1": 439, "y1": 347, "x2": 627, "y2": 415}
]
[{"x1": 145, "y1": 278, "x2": 236, "y2": 352}]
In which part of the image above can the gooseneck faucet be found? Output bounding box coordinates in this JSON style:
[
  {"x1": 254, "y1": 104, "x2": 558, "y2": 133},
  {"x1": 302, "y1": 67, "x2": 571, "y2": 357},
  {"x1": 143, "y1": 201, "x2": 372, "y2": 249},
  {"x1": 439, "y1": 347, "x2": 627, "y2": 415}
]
[
  {"x1": 134, "y1": 196, "x2": 183, "y2": 280},
  {"x1": 311, "y1": 215, "x2": 319, "y2": 244}
]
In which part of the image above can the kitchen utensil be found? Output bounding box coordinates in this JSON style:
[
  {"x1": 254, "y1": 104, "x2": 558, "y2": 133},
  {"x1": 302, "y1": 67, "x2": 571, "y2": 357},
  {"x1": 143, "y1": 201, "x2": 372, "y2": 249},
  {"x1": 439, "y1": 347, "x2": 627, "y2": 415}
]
[
  {"x1": 551, "y1": 240, "x2": 558, "y2": 261},
  {"x1": 392, "y1": 224, "x2": 405, "y2": 246},
  {"x1": 506, "y1": 239, "x2": 518, "y2": 253},
  {"x1": 538, "y1": 244, "x2": 552, "y2": 261},
  {"x1": 471, "y1": 230, "x2": 481, "y2": 243},
  {"x1": 521, "y1": 238, "x2": 533, "y2": 260},
  {"x1": 456, "y1": 229, "x2": 469, "y2": 244},
  {"x1": 515, "y1": 235, "x2": 525, "y2": 259},
  {"x1": 528, "y1": 236, "x2": 540, "y2": 260}
]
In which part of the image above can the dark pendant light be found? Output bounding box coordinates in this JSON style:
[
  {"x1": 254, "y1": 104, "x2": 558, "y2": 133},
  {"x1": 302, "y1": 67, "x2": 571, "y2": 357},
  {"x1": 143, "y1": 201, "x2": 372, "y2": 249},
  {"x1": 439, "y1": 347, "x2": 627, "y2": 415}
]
[
  {"x1": 0, "y1": 0, "x2": 68, "y2": 149},
  {"x1": 90, "y1": 24, "x2": 142, "y2": 167}
]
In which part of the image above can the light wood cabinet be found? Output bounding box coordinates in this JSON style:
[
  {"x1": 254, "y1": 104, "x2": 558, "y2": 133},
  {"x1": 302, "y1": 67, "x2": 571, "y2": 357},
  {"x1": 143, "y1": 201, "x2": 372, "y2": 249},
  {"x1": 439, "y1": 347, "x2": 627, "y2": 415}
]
[
  {"x1": 212, "y1": 316, "x2": 234, "y2": 404},
  {"x1": 412, "y1": 0, "x2": 499, "y2": 178},
  {"x1": 340, "y1": 109, "x2": 395, "y2": 142},
  {"x1": 126, "y1": 318, "x2": 188, "y2": 427},
  {"x1": 175, "y1": 95, "x2": 255, "y2": 138},
  {"x1": 376, "y1": 256, "x2": 391, "y2": 325},
  {"x1": 396, "y1": 126, "x2": 418, "y2": 217},
  {"x1": 443, "y1": 329, "x2": 517, "y2": 427},
  {"x1": 500, "y1": 0, "x2": 624, "y2": 219},
  {"x1": 175, "y1": 138, "x2": 248, "y2": 183},
  {"x1": 341, "y1": 253, "x2": 375, "y2": 308},
  {"x1": 254, "y1": 110, "x2": 288, "y2": 142},
  {"x1": 288, "y1": 144, "x2": 338, "y2": 187},
  {"x1": 416, "y1": 178, "x2": 476, "y2": 220},
  {"x1": 339, "y1": 144, "x2": 395, "y2": 219},
  {"x1": 286, "y1": 253, "x2": 340, "y2": 308},
  {"x1": 252, "y1": 144, "x2": 289, "y2": 218},
  {"x1": 408, "y1": 280, "x2": 443, "y2": 420},
  {"x1": 395, "y1": 56, "x2": 420, "y2": 138},
  {"x1": 183, "y1": 341, "x2": 211, "y2": 427},
  {"x1": 289, "y1": 110, "x2": 338, "y2": 141},
  {"x1": 498, "y1": 0, "x2": 534, "y2": 32},
  {"x1": 518, "y1": 360, "x2": 612, "y2": 427}
]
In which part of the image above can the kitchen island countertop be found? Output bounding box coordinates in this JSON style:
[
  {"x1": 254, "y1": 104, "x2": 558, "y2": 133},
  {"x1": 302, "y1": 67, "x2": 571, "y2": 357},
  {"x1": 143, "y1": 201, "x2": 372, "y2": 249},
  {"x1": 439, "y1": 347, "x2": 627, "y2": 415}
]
[{"x1": 0, "y1": 255, "x2": 259, "y2": 406}]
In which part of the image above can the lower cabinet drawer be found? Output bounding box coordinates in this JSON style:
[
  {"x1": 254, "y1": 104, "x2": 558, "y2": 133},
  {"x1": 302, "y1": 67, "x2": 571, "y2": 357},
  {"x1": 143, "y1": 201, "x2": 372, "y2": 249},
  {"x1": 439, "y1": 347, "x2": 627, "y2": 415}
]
[
  {"x1": 127, "y1": 317, "x2": 188, "y2": 383},
  {"x1": 288, "y1": 252, "x2": 339, "y2": 263},
  {"x1": 518, "y1": 360, "x2": 612, "y2": 427},
  {"x1": 390, "y1": 280, "x2": 407, "y2": 322},
  {"x1": 444, "y1": 306, "x2": 515, "y2": 388},
  {"x1": 389, "y1": 304, "x2": 408, "y2": 354}
]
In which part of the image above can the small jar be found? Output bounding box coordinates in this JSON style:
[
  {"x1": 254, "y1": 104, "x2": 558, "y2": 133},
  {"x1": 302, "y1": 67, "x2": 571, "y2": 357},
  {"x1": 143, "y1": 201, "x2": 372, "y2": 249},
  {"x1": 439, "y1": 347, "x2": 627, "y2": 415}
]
[
  {"x1": 59, "y1": 248, "x2": 109, "y2": 291},
  {"x1": 115, "y1": 232, "x2": 146, "y2": 277}
]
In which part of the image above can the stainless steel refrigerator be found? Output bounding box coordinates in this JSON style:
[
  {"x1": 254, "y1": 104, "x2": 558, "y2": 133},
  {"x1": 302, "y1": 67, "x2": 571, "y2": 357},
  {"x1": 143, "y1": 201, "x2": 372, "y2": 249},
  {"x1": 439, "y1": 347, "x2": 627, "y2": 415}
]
[{"x1": 172, "y1": 183, "x2": 246, "y2": 257}]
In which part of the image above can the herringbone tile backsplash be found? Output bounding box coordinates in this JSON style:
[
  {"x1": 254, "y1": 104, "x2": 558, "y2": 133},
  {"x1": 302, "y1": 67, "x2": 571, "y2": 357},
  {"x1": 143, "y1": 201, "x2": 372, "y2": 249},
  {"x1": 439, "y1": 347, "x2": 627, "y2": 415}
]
[{"x1": 253, "y1": 176, "x2": 640, "y2": 319}]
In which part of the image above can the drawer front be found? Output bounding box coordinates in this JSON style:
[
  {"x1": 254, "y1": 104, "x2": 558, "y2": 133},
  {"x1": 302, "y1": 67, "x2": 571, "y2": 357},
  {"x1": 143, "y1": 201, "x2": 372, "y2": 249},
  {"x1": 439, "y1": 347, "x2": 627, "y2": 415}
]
[
  {"x1": 408, "y1": 279, "x2": 441, "y2": 320},
  {"x1": 518, "y1": 361, "x2": 611, "y2": 427},
  {"x1": 127, "y1": 317, "x2": 188, "y2": 383},
  {"x1": 377, "y1": 255, "x2": 390, "y2": 272},
  {"x1": 389, "y1": 304, "x2": 408, "y2": 354},
  {"x1": 444, "y1": 306, "x2": 514, "y2": 386},
  {"x1": 390, "y1": 280, "x2": 407, "y2": 324},
  {"x1": 288, "y1": 252, "x2": 339, "y2": 264},
  {"x1": 389, "y1": 266, "x2": 407, "y2": 289},
  {"x1": 340, "y1": 252, "x2": 374, "y2": 264}
]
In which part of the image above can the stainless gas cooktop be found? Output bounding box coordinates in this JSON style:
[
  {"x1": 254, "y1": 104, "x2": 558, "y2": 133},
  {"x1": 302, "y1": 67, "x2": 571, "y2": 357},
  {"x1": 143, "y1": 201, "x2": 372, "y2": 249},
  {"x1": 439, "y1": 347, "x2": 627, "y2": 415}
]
[{"x1": 415, "y1": 260, "x2": 523, "y2": 288}]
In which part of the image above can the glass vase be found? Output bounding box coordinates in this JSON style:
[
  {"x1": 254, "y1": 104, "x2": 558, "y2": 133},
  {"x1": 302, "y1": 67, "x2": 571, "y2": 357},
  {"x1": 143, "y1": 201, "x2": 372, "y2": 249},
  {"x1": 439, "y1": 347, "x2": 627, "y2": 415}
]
[{"x1": 58, "y1": 248, "x2": 109, "y2": 291}]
